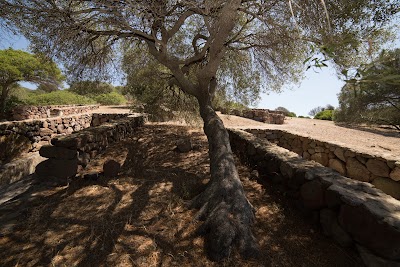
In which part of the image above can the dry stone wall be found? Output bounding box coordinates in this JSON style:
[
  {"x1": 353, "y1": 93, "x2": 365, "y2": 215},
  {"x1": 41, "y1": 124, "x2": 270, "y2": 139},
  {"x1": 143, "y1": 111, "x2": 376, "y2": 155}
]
[
  {"x1": 12, "y1": 105, "x2": 99, "y2": 120},
  {"x1": 0, "y1": 113, "x2": 131, "y2": 154},
  {"x1": 245, "y1": 128, "x2": 400, "y2": 200},
  {"x1": 0, "y1": 113, "x2": 134, "y2": 185},
  {"x1": 35, "y1": 115, "x2": 146, "y2": 182},
  {"x1": 221, "y1": 108, "x2": 285, "y2": 124},
  {"x1": 228, "y1": 129, "x2": 400, "y2": 266}
]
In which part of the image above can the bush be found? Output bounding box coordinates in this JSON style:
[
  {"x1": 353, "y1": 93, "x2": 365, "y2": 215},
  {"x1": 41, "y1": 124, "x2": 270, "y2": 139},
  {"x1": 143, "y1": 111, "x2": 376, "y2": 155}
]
[
  {"x1": 314, "y1": 110, "x2": 334, "y2": 120},
  {"x1": 25, "y1": 91, "x2": 95, "y2": 106},
  {"x1": 91, "y1": 92, "x2": 127, "y2": 105},
  {"x1": 287, "y1": 112, "x2": 297, "y2": 117}
]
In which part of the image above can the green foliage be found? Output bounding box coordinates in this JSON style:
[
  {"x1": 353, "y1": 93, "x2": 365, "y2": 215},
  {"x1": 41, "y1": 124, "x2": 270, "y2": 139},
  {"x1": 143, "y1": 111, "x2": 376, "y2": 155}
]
[
  {"x1": 335, "y1": 49, "x2": 400, "y2": 129},
  {"x1": 0, "y1": 48, "x2": 63, "y2": 85},
  {"x1": 69, "y1": 81, "x2": 114, "y2": 96},
  {"x1": 309, "y1": 104, "x2": 335, "y2": 116},
  {"x1": 24, "y1": 91, "x2": 95, "y2": 106},
  {"x1": 287, "y1": 112, "x2": 297, "y2": 118},
  {"x1": 122, "y1": 45, "x2": 200, "y2": 122},
  {"x1": 314, "y1": 110, "x2": 334, "y2": 120},
  {"x1": 0, "y1": 48, "x2": 64, "y2": 116},
  {"x1": 91, "y1": 92, "x2": 126, "y2": 105},
  {"x1": 298, "y1": 116, "x2": 311, "y2": 119}
]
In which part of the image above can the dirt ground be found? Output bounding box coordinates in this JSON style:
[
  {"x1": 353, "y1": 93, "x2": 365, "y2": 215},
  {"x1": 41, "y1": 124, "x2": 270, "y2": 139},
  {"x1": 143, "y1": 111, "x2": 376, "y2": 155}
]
[
  {"x1": 220, "y1": 114, "x2": 400, "y2": 160},
  {"x1": 0, "y1": 124, "x2": 363, "y2": 267}
]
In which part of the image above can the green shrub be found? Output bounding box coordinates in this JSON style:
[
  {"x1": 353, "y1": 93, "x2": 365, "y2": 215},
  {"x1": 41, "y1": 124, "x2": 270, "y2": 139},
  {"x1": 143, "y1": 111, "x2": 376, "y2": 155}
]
[
  {"x1": 25, "y1": 91, "x2": 95, "y2": 106},
  {"x1": 92, "y1": 92, "x2": 127, "y2": 105},
  {"x1": 314, "y1": 109, "x2": 334, "y2": 120},
  {"x1": 287, "y1": 112, "x2": 297, "y2": 117},
  {"x1": 298, "y1": 115, "x2": 311, "y2": 119}
]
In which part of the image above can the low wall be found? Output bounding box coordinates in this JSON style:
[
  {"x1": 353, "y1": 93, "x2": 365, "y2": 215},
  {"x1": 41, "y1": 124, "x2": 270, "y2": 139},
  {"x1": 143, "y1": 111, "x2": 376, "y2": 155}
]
[
  {"x1": 221, "y1": 108, "x2": 285, "y2": 124},
  {"x1": 35, "y1": 114, "x2": 146, "y2": 182},
  {"x1": 245, "y1": 128, "x2": 400, "y2": 200},
  {"x1": 228, "y1": 129, "x2": 400, "y2": 266},
  {"x1": 0, "y1": 113, "x2": 131, "y2": 156},
  {"x1": 12, "y1": 105, "x2": 99, "y2": 120},
  {"x1": 0, "y1": 113, "x2": 135, "y2": 185}
]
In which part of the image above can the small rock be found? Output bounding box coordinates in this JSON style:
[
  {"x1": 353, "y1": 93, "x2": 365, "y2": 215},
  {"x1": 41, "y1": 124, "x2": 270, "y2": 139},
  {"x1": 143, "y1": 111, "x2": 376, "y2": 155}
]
[
  {"x1": 103, "y1": 159, "x2": 121, "y2": 177},
  {"x1": 176, "y1": 138, "x2": 192, "y2": 153}
]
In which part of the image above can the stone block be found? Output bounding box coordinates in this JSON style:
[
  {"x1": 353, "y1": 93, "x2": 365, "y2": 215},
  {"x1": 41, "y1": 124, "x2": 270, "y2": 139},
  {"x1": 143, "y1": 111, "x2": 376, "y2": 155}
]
[
  {"x1": 103, "y1": 159, "x2": 121, "y2": 177},
  {"x1": 320, "y1": 208, "x2": 336, "y2": 236},
  {"x1": 366, "y1": 159, "x2": 390, "y2": 178},
  {"x1": 344, "y1": 150, "x2": 356, "y2": 158},
  {"x1": 177, "y1": 138, "x2": 192, "y2": 153},
  {"x1": 339, "y1": 204, "x2": 400, "y2": 260},
  {"x1": 372, "y1": 177, "x2": 400, "y2": 200},
  {"x1": 35, "y1": 158, "x2": 78, "y2": 179},
  {"x1": 390, "y1": 167, "x2": 400, "y2": 182},
  {"x1": 39, "y1": 145, "x2": 77, "y2": 159},
  {"x1": 346, "y1": 158, "x2": 371, "y2": 182},
  {"x1": 311, "y1": 152, "x2": 329, "y2": 166},
  {"x1": 329, "y1": 159, "x2": 346, "y2": 176},
  {"x1": 39, "y1": 128, "x2": 54, "y2": 137},
  {"x1": 300, "y1": 180, "x2": 325, "y2": 209}
]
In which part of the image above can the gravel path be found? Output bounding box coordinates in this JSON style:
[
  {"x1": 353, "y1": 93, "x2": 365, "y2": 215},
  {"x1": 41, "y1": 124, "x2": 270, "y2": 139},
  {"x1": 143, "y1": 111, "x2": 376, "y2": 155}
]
[{"x1": 220, "y1": 113, "x2": 400, "y2": 160}]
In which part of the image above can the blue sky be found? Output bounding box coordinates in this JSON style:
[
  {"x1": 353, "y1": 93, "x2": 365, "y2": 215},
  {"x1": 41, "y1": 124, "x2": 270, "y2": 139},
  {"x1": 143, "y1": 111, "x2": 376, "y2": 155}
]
[{"x1": 0, "y1": 32, "x2": 397, "y2": 117}]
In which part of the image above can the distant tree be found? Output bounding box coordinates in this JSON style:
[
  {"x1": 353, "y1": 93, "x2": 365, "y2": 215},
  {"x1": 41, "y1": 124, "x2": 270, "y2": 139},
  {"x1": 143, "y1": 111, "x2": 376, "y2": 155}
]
[
  {"x1": 335, "y1": 49, "x2": 400, "y2": 130},
  {"x1": 1, "y1": 0, "x2": 398, "y2": 260},
  {"x1": 0, "y1": 48, "x2": 63, "y2": 117},
  {"x1": 309, "y1": 104, "x2": 335, "y2": 116},
  {"x1": 275, "y1": 106, "x2": 296, "y2": 117},
  {"x1": 314, "y1": 109, "x2": 334, "y2": 120},
  {"x1": 275, "y1": 106, "x2": 290, "y2": 115},
  {"x1": 69, "y1": 80, "x2": 114, "y2": 96}
]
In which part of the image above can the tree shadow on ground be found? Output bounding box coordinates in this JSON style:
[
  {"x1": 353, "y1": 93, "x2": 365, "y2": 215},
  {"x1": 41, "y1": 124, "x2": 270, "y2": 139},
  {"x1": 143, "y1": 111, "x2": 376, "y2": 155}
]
[
  {"x1": 0, "y1": 124, "x2": 363, "y2": 266},
  {"x1": 335, "y1": 122, "x2": 400, "y2": 138}
]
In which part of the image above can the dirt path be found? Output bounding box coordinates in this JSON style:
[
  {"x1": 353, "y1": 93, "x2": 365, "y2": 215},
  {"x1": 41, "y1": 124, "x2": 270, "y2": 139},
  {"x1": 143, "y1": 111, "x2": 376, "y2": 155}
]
[
  {"x1": 0, "y1": 125, "x2": 362, "y2": 266},
  {"x1": 220, "y1": 114, "x2": 400, "y2": 160}
]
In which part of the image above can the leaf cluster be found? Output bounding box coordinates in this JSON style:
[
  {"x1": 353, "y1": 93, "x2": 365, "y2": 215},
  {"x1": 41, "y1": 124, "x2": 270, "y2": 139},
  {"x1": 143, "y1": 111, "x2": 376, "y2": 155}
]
[{"x1": 335, "y1": 49, "x2": 400, "y2": 129}]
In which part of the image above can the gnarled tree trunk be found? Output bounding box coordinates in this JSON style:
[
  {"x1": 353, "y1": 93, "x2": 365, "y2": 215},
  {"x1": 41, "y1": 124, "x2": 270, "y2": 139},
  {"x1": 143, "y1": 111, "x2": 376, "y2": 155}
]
[{"x1": 190, "y1": 98, "x2": 258, "y2": 261}]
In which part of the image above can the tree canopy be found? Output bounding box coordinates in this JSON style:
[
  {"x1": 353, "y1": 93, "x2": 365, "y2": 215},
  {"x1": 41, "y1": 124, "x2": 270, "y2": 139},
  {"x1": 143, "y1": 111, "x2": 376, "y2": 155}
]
[
  {"x1": 335, "y1": 49, "x2": 400, "y2": 130},
  {"x1": 1, "y1": 0, "x2": 398, "y2": 261},
  {"x1": 0, "y1": 48, "x2": 64, "y2": 116}
]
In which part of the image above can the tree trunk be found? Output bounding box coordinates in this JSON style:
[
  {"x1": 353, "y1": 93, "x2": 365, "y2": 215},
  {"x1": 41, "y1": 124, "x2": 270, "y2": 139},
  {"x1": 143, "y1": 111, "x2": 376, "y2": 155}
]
[
  {"x1": 190, "y1": 99, "x2": 258, "y2": 261},
  {"x1": 0, "y1": 85, "x2": 10, "y2": 119}
]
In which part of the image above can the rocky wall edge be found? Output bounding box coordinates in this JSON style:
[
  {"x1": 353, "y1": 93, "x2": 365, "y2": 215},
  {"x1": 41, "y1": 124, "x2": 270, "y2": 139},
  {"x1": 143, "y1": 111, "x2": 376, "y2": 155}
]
[
  {"x1": 35, "y1": 114, "x2": 146, "y2": 183},
  {"x1": 228, "y1": 128, "x2": 400, "y2": 265}
]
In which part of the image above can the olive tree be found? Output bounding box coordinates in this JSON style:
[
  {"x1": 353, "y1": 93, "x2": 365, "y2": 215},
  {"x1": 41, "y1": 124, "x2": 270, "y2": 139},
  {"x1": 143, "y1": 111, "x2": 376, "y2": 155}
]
[
  {"x1": 335, "y1": 49, "x2": 400, "y2": 130},
  {"x1": 1, "y1": 0, "x2": 398, "y2": 260},
  {"x1": 0, "y1": 48, "x2": 63, "y2": 117}
]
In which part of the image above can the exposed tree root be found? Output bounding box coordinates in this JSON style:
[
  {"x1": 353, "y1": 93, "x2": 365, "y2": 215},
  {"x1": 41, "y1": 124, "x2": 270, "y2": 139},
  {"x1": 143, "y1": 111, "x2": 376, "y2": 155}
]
[{"x1": 190, "y1": 178, "x2": 259, "y2": 261}]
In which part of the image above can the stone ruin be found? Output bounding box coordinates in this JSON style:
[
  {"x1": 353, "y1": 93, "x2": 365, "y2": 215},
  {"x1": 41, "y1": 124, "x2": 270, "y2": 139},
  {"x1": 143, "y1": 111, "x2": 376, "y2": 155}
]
[
  {"x1": 221, "y1": 108, "x2": 285, "y2": 124},
  {"x1": 12, "y1": 104, "x2": 100, "y2": 120}
]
